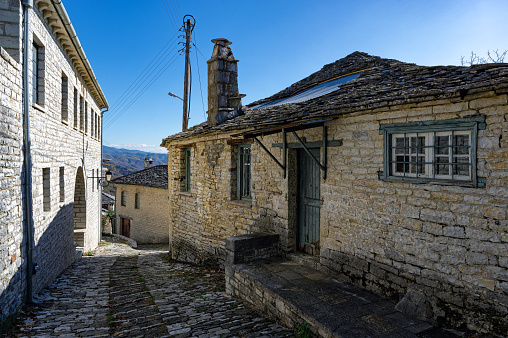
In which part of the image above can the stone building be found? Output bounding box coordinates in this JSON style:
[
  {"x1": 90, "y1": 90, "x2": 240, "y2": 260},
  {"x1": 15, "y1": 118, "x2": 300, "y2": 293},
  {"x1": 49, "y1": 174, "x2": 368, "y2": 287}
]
[
  {"x1": 111, "y1": 165, "x2": 169, "y2": 244},
  {"x1": 0, "y1": 0, "x2": 107, "y2": 319},
  {"x1": 161, "y1": 38, "x2": 508, "y2": 334}
]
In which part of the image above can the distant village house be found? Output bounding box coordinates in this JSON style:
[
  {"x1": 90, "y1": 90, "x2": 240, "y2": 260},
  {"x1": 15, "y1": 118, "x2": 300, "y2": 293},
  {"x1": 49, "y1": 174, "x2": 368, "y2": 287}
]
[{"x1": 111, "y1": 164, "x2": 169, "y2": 244}]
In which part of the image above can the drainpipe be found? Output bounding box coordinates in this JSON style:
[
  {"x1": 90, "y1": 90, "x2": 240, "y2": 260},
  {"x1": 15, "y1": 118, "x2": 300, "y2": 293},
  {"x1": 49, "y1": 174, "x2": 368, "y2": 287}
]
[
  {"x1": 99, "y1": 108, "x2": 108, "y2": 242},
  {"x1": 21, "y1": 0, "x2": 34, "y2": 304}
]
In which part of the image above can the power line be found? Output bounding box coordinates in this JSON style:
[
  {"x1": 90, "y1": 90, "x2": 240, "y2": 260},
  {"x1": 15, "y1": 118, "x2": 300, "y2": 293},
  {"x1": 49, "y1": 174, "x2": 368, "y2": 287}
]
[
  {"x1": 167, "y1": 0, "x2": 182, "y2": 24},
  {"x1": 193, "y1": 42, "x2": 208, "y2": 61},
  {"x1": 104, "y1": 52, "x2": 182, "y2": 130},
  {"x1": 104, "y1": 33, "x2": 179, "y2": 124},
  {"x1": 193, "y1": 32, "x2": 206, "y2": 117},
  {"x1": 104, "y1": 42, "x2": 180, "y2": 127},
  {"x1": 161, "y1": 0, "x2": 177, "y2": 32},
  {"x1": 106, "y1": 44, "x2": 179, "y2": 121},
  {"x1": 172, "y1": 0, "x2": 183, "y2": 18}
]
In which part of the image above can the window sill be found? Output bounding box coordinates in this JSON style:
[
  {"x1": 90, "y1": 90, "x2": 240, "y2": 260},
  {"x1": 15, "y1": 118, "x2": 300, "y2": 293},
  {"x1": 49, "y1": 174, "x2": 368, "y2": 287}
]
[
  {"x1": 61, "y1": 119, "x2": 69, "y2": 126},
  {"x1": 228, "y1": 199, "x2": 252, "y2": 207},
  {"x1": 32, "y1": 103, "x2": 46, "y2": 113},
  {"x1": 378, "y1": 171, "x2": 485, "y2": 188},
  {"x1": 179, "y1": 191, "x2": 193, "y2": 197}
]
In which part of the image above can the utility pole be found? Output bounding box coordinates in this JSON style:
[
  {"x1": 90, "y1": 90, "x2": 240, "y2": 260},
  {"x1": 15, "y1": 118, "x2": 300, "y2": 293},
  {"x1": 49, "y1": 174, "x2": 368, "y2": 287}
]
[{"x1": 181, "y1": 16, "x2": 195, "y2": 131}]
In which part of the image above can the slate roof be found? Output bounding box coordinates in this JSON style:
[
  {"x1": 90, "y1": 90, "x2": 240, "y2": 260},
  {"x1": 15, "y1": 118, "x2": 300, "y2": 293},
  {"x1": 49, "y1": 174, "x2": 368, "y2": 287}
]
[
  {"x1": 161, "y1": 51, "x2": 508, "y2": 145},
  {"x1": 102, "y1": 192, "x2": 115, "y2": 205},
  {"x1": 111, "y1": 165, "x2": 168, "y2": 188}
]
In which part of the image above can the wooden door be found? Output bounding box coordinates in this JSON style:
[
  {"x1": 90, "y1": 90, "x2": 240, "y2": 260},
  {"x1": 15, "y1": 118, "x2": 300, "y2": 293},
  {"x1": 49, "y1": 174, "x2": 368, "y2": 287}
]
[
  {"x1": 297, "y1": 148, "x2": 321, "y2": 255},
  {"x1": 122, "y1": 218, "x2": 131, "y2": 238}
]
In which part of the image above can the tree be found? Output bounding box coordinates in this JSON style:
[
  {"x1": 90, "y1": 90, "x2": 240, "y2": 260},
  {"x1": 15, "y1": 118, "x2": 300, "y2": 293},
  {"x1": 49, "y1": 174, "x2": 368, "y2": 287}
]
[{"x1": 461, "y1": 49, "x2": 507, "y2": 66}]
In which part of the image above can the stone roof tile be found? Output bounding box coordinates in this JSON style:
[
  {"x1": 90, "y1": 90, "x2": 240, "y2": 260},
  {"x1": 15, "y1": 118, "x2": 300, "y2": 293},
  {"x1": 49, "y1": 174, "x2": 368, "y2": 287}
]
[
  {"x1": 111, "y1": 165, "x2": 168, "y2": 188},
  {"x1": 161, "y1": 52, "x2": 508, "y2": 145}
]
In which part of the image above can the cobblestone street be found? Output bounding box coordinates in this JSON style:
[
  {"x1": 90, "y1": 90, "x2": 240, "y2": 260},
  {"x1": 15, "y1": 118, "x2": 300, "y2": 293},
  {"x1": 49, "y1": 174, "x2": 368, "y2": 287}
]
[{"x1": 9, "y1": 239, "x2": 293, "y2": 337}]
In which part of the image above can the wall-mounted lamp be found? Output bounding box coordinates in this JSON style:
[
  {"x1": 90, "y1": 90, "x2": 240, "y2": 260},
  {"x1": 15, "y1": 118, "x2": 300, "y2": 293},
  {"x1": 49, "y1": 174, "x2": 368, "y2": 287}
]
[{"x1": 89, "y1": 170, "x2": 113, "y2": 188}]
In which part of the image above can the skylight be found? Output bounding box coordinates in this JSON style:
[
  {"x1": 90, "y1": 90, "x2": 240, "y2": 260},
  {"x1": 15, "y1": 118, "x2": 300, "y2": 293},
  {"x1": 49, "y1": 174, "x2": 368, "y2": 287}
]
[{"x1": 251, "y1": 72, "x2": 362, "y2": 110}]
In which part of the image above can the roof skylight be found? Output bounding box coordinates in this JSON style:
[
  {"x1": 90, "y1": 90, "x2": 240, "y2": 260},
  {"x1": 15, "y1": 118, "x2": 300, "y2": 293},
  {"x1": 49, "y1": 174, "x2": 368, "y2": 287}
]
[{"x1": 251, "y1": 72, "x2": 362, "y2": 110}]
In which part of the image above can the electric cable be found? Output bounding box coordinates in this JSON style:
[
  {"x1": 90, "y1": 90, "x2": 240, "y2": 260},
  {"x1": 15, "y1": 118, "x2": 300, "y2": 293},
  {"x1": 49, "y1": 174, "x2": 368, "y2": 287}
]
[
  {"x1": 161, "y1": 0, "x2": 177, "y2": 32},
  {"x1": 104, "y1": 44, "x2": 180, "y2": 128},
  {"x1": 193, "y1": 32, "x2": 206, "y2": 117},
  {"x1": 105, "y1": 52, "x2": 182, "y2": 129},
  {"x1": 104, "y1": 33, "x2": 179, "y2": 124}
]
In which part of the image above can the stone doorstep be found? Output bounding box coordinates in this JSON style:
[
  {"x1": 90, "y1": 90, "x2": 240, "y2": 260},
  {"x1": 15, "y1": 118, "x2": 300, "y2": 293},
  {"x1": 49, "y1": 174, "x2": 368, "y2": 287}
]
[{"x1": 230, "y1": 257, "x2": 442, "y2": 338}]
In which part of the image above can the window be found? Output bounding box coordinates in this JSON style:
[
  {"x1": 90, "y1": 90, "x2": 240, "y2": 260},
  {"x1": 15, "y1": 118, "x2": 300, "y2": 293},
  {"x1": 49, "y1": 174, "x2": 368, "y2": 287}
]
[
  {"x1": 79, "y1": 95, "x2": 84, "y2": 131},
  {"x1": 98, "y1": 114, "x2": 101, "y2": 140},
  {"x1": 135, "y1": 193, "x2": 140, "y2": 209},
  {"x1": 61, "y1": 73, "x2": 68, "y2": 122},
  {"x1": 237, "y1": 145, "x2": 251, "y2": 200},
  {"x1": 121, "y1": 191, "x2": 126, "y2": 206},
  {"x1": 379, "y1": 117, "x2": 486, "y2": 187},
  {"x1": 181, "y1": 148, "x2": 191, "y2": 192},
  {"x1": 32, "y1": 43, "x2": 41, "y2": 104},
  {"x1": 93, "y1": 111, "x2": 97, "y2": 138},
  {"x1": 59, "y1": 167, "x2": 64, "y2": 202},
  {"x1": 73, "y1": 88, "x2": 78, "y2": 129},
  {"x1": 43, "y1": 168, "x2": 50, "y2": 211},
  {"x1": 85, "y1": 102, "x2": 88, "y2": 134},
  {"x1": 91, "y1": 109, "x2": 94, "y2": 138}
]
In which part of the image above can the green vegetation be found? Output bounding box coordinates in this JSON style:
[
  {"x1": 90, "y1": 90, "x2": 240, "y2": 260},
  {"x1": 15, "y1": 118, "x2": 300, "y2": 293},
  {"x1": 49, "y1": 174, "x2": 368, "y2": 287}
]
[{"x1": 295, "y1": 321, "x2": 313, "y2": 338}]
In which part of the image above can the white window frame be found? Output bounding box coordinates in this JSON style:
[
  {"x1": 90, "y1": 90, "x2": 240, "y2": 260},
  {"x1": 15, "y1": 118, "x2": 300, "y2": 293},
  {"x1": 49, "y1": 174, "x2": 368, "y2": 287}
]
[
  {"x1": 379, "y1": 117, "x2": 486, "y2": 188},
  {"x1": 391, "y1": 130, "x2": 471, "y2": 181}
]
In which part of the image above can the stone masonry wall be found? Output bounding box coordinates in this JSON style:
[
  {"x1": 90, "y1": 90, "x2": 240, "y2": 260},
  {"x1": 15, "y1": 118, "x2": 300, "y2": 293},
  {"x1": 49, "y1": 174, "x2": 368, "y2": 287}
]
[
  {"x1": 27, "y1": 5, "x2": 102, "y2": 294},
  {"x1": 0, "y1": 47, "x2": 24, "y2": 319},
  {"x1": 0, "y1": 0, "x2": 22, "y2": 63},
  {"x1": 0, "y1": 4, "x2": 103, "y2": 319},
  {"x1": 167, "y1": 91, "x2": 507, "y2": 334},
  {"x1": 115, "y1": 184, "x2": 169, "y2": 244}
]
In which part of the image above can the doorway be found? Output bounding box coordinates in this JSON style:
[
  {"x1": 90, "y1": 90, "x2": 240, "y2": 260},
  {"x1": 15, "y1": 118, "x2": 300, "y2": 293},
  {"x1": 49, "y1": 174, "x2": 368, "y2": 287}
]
[
  {"x1": 121, "y1": 218, "x2": 131, "y2": 238},
  {"x1": 297, "y1": 148, "x2": 321, "y2": 255}
]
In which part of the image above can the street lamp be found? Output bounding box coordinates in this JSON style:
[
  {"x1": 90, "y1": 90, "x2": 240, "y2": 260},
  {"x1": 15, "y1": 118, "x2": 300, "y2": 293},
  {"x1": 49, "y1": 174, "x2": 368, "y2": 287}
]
[
  {"x1": 168, "y1": 92, "x2": 183, "y2": 101},
  {"x1": 89, "y1": 169, "x2": 113, "y2": 188}
]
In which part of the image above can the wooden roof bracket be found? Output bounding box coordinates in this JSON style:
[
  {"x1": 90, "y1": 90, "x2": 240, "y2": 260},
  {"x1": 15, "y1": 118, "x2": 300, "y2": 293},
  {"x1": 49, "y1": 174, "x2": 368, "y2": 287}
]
[
  {"x1": 291, "y1": 126, "x2": 327, "y2": 179},
  {"x1": 253, "y1": 128, "x2": 287, "y2": 178}
]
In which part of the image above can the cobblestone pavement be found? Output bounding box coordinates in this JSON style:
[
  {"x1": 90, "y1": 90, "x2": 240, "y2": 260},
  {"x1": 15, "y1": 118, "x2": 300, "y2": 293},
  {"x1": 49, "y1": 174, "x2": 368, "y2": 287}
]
[{"x1": 9, "y1": 239, "x2": 294, "y2": 337}]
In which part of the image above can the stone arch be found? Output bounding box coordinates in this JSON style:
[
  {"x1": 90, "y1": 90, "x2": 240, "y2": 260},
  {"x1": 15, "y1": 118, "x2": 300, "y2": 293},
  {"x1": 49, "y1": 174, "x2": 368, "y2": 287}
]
[{"x1": 73, "y1": 166, "x2": 86, "y2": 247}]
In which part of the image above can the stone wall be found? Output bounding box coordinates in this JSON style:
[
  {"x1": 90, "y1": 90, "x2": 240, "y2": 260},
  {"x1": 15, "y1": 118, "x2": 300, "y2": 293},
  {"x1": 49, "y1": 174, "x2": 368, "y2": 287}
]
[
  {"x1": 27, "y1": 6, "x2": 102, "y2": 294},
  {"x1": 0, "y1": 47, "x2": 24, "y2": 319},
  {"x1": 166, "y1": 91, "x2": 508, "y2": 334},
  {"x1": 115, "y1": 184, "x2": 169, "y2": 244},
  {"x1": 0, "y1": 3, "x2": 104, "y2": 319},
  {"x1": 0, "y1": 0, "x2": 22, "y2": 63}
]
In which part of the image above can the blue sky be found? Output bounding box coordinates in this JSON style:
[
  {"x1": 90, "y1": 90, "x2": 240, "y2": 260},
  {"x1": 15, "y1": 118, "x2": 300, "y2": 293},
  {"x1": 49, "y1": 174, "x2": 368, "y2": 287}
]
[{"x1": 64, "y1": 0, "x2": 508, "y2": 153}]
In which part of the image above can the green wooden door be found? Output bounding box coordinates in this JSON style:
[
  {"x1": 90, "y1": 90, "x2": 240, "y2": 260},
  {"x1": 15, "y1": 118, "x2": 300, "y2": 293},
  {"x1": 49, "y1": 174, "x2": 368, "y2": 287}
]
[{"x1": 297, "y1": 148, "x2": 321, "y2": 255}]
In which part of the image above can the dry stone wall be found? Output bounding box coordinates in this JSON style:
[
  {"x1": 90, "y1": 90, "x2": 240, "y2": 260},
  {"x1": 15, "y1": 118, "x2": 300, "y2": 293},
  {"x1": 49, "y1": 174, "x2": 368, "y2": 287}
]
[{"x1": 167, "y1": 91, "x2": 507, "y2": 334}]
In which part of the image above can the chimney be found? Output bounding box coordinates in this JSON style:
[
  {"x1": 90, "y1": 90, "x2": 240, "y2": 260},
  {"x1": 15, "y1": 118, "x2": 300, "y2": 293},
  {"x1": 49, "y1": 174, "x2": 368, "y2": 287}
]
[
  {"x1": 207, "y1": 38, "x2": 245, "y2": 126},
  {"x1": 144, "y1": 154, "x2": 153, "y2": 169}
]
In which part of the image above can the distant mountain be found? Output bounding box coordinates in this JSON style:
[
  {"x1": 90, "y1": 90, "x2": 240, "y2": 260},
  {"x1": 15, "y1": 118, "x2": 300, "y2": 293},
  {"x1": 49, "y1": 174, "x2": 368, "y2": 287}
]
[{"x1": 102, "y1": 146, "x2": 167, "y2": 194}]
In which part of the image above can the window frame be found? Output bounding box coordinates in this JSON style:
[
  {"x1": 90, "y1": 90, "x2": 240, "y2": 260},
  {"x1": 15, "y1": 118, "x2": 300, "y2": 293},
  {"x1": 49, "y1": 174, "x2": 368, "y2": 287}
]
[
  {"x1": 379, "y1": 117, "x2": 486, "y2": 188},
  {"x1": 184, "y1": 148, "x2": 191, "y2": 192},
  {"x1": 121, "y1": 191, "x2": 127, "y2": 206},
  {"x1": 135, "y1": 193, "x2": 140, "y2": 209},
  {"x1": 32, "y1": 43, "x2": 39, "y2": 104},
  {"x1": 237, "y1": 144, "x2": 252, "y2": 200}
]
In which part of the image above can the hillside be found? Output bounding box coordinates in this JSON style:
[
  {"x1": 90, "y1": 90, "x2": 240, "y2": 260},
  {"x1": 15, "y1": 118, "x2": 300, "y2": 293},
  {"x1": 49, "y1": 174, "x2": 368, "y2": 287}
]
[{"x1": 103, "y1": 146, "x2": 167, "y2": 194}]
